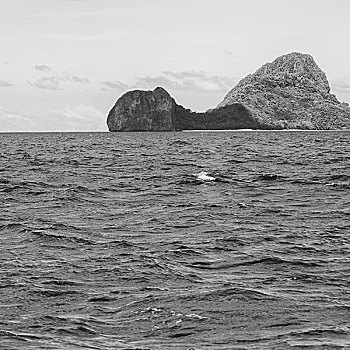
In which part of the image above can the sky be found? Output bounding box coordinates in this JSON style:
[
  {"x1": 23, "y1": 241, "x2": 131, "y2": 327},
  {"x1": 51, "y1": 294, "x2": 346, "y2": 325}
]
[{"x1": 0, "y1": 0, "x2": 350, "y2": 132}]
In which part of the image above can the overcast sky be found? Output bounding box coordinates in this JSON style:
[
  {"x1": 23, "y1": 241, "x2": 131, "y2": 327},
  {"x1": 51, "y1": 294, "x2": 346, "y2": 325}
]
[{"x1": 1, "y1": 0, "x2": 350, "y2": 131}]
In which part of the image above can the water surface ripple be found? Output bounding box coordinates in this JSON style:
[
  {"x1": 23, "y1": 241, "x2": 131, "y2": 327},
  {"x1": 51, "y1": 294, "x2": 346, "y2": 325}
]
[{"x1": 1, "y1": 131, "x2": 350, "y2": 349}]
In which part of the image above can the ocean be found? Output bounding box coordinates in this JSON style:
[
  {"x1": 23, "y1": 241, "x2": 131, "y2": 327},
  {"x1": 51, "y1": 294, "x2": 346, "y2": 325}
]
[{"x1": 1, "y1": 131, "x2": 350, "y2": 350}]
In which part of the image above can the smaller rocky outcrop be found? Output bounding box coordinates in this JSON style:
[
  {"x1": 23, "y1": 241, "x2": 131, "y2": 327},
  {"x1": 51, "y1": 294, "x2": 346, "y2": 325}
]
[
  {"x1": 107, "y1": 87, "x2": 177, "y2": 131},
  {"x1": 107, "y1": 87, "x2": 264, "y2": 131}
]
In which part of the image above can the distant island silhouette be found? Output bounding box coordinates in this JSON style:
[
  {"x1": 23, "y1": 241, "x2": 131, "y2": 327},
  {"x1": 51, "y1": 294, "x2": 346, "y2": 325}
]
[{"x1": 107, "y1": 52, "x2": 350, "y2": 131}]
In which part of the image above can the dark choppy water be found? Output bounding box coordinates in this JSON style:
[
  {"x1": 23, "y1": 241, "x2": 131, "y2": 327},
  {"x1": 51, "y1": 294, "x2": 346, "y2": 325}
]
[{"x1": 1, "y1": 131, "x2": 350, "y2": 350}]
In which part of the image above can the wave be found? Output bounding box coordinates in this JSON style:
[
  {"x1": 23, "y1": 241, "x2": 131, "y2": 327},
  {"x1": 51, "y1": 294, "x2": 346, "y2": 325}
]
[
  {"x1": 195, "y1": 171, "x2": 216, "y2": 182},
  {"x1": 291, "y1": 178, "x2": 322, "y2": 185},
  {"x1": 238, "y1": 256, "x2": 321, "y2": 267},
  {"x1": 0, "y1": 330, "x2": 43, "y2": 340},
  {"x1": 0, "y1": 222, "x2": 25, "y2": 231},
  {"x1": 257, "y1": 173, "x2": 284, "y2": 181},
  {"x1": 328, "y1": 174, "x2": 350, "y2": 182},
  {"x1": 177, "y1": 171, "x2": 234, "y2": 185},
  {"x1": 87, "y1": 295, "x2": 117, "y2": 303},
  {"x1": 32, "y1": 288, "x2": 80, "y2": 298},
  {"x1": 167, "y1": 139, "x2": 192, "y2": 146},
  {"x1": 226, "y1": 158, "x2": 246, "y2": 164},
  {"x1": 175, "y1": 285, "x2": 278, "y2": 303},
  {"x1": 169, "y1": 244, "x2": 205, "y2": 257},
  {"x1": 185, "y1": 256, "x2": 321, "y2": 270},
  {"x1": 0, "y1": 177, "x2": 10, "y2": 184},
  {"x1": 326, "y1": 182, "x2": 350, "y2": 189},
  {"x1": 234, "y1": 326, "x2": 350, "y2": 346},
  {"x1": 30, "y1": 229, "x2": 95, "y2": 245},
  {"x1": 0, "y1": 184, "x2": 29, "y2": 193}
]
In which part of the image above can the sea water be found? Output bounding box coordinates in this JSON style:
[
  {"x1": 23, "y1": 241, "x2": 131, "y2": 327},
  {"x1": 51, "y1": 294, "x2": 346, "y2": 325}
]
[{"x1": 1, "y1": 131, "x2": 350, "y2": 349}]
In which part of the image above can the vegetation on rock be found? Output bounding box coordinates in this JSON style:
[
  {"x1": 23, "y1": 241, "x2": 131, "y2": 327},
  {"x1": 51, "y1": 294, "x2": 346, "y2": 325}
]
[{"x1": 173, "y1": 103, "x2": 272, "y2": 130}]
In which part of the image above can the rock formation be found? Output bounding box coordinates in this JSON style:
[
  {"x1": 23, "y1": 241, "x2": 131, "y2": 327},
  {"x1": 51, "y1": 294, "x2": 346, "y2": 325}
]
[
  {"x1": 107, "y1": 87, "x2": 177, "y2": 131},
  {"x1": 107, "y1": 52, "x2": 350, "y2": 131},
  {"x1": 217, "y1": 52, "x2": 350, "y2": 129},
  {"x1": 107, "y1": 87, "x2": 263, "y2": 131}
]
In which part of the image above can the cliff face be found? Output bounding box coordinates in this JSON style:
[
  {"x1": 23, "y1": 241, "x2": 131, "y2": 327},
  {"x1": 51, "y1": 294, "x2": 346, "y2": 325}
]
[
  {"x1": 107, "y1": 87, "x2": 177, "y2": 131},
  {"x1": 217, "y1": 52, "x2": 350, "y2": 129}
]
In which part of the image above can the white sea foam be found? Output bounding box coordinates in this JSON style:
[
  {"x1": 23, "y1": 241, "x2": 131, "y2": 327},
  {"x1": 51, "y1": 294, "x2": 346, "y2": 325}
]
[{"x1": 195, "y1": 171, "x2": 216, "y2": 181}]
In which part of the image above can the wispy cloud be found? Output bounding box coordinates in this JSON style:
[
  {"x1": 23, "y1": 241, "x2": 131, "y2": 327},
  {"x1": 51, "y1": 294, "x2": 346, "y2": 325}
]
[
  {"x1": 28, "y1": 69, "x2": 89, "y2": 90},
  {"x1": 331, "y1": 78, "x2": 350, "y2": 92},
  {"x1": 0, "y1": 79, "x2": 13, "y2": 87},
  {"x1": 0, "y1": 103, "x2": 107, "y2": 132},
  {"x1": 101, "y1": 81, "x2": 129, "y2": 90},
  {"x1": 133, "y1": 75, "x2": 183, "y2": 90},
  {"x1": 0, "y1": 106, "x2": 34, "y2": 131},
  {"x1": 101, "y1": 71, "x2": 236, "y2": 93},
  {"x1": 28, "y1": 76, "x2": 61, "y2": 90},
  {"x1": 62, "y1": 72, "x2": 89, "y2": 84},
  {"x1": 51, "y1": 104, "x2": 107, "y2": 131},
  {"x1": 56, "y1": 104, "x2": 103, "y2": 121},
  {"x1": 33, "y1": 64, "x2": 52, "y2": 72},
  {"x1": 164, "y1": 71, "x2": 236, "y2": 92}
]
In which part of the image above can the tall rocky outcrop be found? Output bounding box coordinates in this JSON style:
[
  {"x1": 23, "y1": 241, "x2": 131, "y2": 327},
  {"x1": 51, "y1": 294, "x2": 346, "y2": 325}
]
[{"x1": 217, "y1": 52, "x2": 350, "y2": 129}]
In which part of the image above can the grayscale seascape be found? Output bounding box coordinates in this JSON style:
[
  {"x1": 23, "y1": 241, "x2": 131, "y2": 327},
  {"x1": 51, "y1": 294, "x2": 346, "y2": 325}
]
[{"x1": 1, "y1": 131, "x2": 350, "y2": 349}]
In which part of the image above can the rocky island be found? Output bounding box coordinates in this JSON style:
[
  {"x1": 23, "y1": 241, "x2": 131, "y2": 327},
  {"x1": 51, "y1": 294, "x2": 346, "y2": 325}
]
[
  {"x1": 107, "y1": 87, "x2": 269, "y2": 131},
  {"x1": 107, "y1": 52, "x2": 350, "y2": 131}
]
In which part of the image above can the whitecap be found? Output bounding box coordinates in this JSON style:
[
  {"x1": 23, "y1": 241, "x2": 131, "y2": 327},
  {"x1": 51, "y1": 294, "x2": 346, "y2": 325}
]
[{"x1": 195, "y1": 171, "x2": 216, "y2": 182}]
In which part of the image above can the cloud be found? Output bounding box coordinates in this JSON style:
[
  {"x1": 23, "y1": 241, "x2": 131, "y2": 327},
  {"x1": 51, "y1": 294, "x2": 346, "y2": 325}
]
[
  {"x1": 0, "y1": 104, "x2": 107, "y2": 132},
  {"x1": 133, "y1": 75, "x2": 183, "y2": 90},
  {"x1": 0, "y1": 106, "x2": 34, "y2": 131},
  {"x1": 62, "y1": 72, "x2": 89, "y2": 84},
  {"x1": 57, "y1": 104, "x2": 103, "y2": 121},
  {"x1": 0, "y1": 79, "x2": 13, "y2": 87},
  {"x1": 51, "y1": 104, "x2": 107, "y2": 131},
  {"x1": 28, "y1": 76, "x2": 61, "y2": 90},
  {"x1": 28, "y1": 64, "x2": 90, "y2": 90},
  {"x1": 331, "y1": 78, "x2": 350, "y2": 92},
  {"x1": 330, "y1": 78, "x2": 350, "y2": 105},
  {"x1": 28, "y1": 71, "x2": 89, "y2": 90},
  {"x1": 164, "y1": 71, "x2": 236, "y2": 92},
  {"x1": 101, "y1": 81, "x2": 129, "y2": 90},
  {"x1": 101, "y1": 71, "x2": 236, "y2": 93},
  {"x1": 163, "y1": 71, "x2": 207, "y2": 80},
  {"x1": 33, "y1": 64, "x2": 52, "y2": 72}
]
